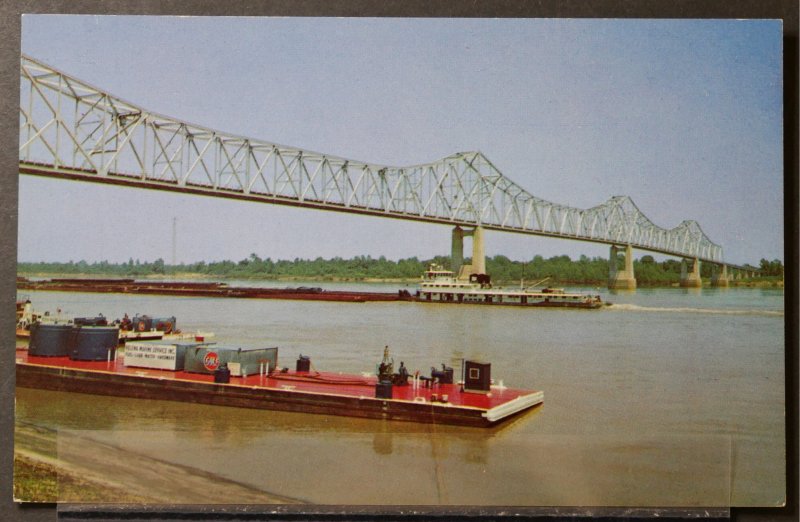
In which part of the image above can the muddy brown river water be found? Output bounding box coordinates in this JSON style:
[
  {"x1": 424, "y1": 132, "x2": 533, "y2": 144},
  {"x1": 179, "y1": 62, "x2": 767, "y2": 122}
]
[{"x1": 14, "y1": 284, "x2": 785, "y2": 506}]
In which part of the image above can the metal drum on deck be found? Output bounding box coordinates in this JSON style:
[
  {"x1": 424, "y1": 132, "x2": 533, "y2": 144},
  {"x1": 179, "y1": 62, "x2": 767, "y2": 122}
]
[
  {"x1": 151, "y1": 316, "x2": 177, "y2": 333},
  {"x1": 74, "y1": 316, "x2": 108, "y2": 326},
  {"x1": 131, "y1": 315, "x2": 153, "y2": 332},
  {"x1": 69, "y1": 326, "x2": 120, "y2": 361},
  {"x1": 28, "y1": 323, "x2": 72, "y2": 357},
  {"x1": 131, "y1": 315, "x2": 177, "y2": 333}
]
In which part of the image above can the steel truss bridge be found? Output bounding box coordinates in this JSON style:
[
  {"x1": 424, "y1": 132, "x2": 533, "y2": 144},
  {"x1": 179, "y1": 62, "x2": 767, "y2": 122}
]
[{"x1": 19, "y1": 54, "x2": 728, "y2": 266}]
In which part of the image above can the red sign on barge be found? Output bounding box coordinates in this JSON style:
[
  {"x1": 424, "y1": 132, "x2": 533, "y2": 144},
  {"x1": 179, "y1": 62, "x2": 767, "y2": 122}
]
[{"x1": 15, "y1": 348, "x2": 543, "y2": 428}]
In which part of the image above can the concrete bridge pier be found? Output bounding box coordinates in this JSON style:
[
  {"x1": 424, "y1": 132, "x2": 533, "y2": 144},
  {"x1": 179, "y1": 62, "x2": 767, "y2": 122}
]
[
  {"x1": 472, "y1": 226, "x2": 486, "y2": 275},
  {"x1": 680, "y1": 258, "x2": 703, "y2": 288},
  {"x1": 608, "y1": 244, "x2": 637, "y2": 290},
  {"x1": 451, "y1": 226, "x2": 464, "y2": 275},
  {"x1": 451, "y1": 225, "x2": 486, "y2": 280},
  {"x1": 711, "y1": 263, "x2": 730, "y2": 288}
]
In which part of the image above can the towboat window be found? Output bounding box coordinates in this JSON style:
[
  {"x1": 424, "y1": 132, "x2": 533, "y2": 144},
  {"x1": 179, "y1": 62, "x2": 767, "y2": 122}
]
[{"x1": 469, "y1": 368, "x2": 480, "y2": 379}]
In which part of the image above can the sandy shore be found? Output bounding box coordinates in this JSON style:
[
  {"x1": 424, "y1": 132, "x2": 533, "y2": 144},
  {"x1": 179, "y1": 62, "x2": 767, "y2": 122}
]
[{"x1": 14, "y1": 421, "x2": 306, "y2": 504}]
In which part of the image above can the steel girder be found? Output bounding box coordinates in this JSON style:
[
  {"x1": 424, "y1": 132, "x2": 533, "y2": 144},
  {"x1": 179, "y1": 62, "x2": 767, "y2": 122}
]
[{"x1": 18, "y1": 54, "x2": 724, "y2": 263}]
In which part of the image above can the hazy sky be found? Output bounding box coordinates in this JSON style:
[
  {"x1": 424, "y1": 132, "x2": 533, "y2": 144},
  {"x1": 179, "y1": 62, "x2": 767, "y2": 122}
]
[{"x1": 18, "y1": 16, "x2": 783, "y2": 266}]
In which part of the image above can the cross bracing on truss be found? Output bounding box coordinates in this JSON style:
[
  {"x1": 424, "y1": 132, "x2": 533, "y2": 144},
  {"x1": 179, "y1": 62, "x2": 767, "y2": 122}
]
[{"x1": 18, "y1": 54, "x2": 724, "y2": 264}]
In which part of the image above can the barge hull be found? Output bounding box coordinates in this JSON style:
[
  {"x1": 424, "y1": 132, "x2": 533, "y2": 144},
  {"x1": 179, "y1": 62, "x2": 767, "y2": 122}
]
[
  {"x1": 17, "y1": 278, "x2": 407, "y2": 303},
  {"x1": 16, "y1": 360, "x2": 541, "y2": 428},
  {"x1": 414, "y1": 297, "x2": 602, "y2": 309}
]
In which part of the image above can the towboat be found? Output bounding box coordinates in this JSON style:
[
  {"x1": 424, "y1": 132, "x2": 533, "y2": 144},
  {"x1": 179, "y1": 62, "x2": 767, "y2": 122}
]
[
  {"x1": 416, "y1": 264, "x2": 603, "y2": 309},
  {"x1": 16, "y1": 306, "x2": 213, "y2": 342},
  {"x1": 15, "y1": 297, "x2": 41, "y2": 338},
  {"x1": 116, "y1": 313, "x2": 214, "y2": 343},
  {"x1": 117, "y1": 329, "x2": 216, "y2": 342}
]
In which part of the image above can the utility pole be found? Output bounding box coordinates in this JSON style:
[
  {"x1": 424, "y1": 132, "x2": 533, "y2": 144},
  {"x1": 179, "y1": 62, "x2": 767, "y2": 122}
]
[{"x1": 172, "y1": 217, "x2": 177, "y2": 267}]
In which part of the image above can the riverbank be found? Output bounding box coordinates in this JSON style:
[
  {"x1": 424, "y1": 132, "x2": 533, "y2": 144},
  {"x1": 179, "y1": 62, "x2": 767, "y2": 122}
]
[
  {"x1": 13, "y1": 454, "x2": 152, "y2": 503},
  {"x1": 19, "y1": 254, "x2": 784, "y2": 289},
  {"x1": 13, "y1": 421, "x2": 305, "y2": 504}
]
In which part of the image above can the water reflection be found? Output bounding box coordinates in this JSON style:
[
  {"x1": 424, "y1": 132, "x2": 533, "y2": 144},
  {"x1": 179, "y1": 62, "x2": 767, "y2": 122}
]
[
  {"x1": 15, "y1": 387, "x2": 545, "y2": 504},
  {"x1": 16, "y1": 386, "x2": 538, "y2": 445},
  {"x1": 607, "y1": 288, "x2": 637, "y2": 296},
  {"x1": 372, "y1": 427, "x2": 392, "y2": 455}
]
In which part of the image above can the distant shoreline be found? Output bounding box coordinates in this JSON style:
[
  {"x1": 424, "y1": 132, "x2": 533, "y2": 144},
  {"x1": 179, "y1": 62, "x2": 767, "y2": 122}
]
[
  {"x1": 16, "y1": 271, "x2": 784, "y2": 289},
  {"x1": 17, "y1": 255, "x2": 783, "y2": 289}
]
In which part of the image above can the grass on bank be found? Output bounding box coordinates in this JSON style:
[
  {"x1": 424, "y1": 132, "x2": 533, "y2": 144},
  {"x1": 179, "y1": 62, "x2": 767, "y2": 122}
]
[{"x1": 13, "y1": 454, "x2": 152, "y2": 503}]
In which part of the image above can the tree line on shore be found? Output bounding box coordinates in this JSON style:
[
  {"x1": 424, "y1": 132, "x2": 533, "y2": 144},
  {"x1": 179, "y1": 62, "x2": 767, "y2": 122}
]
[{"x1": 17, "y1": 254, "x2": 783, "y2": 286}]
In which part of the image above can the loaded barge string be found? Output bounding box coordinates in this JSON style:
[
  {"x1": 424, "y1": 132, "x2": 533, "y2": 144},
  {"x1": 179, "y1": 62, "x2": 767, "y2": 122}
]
[
  {"x1": 17, "y1": 270, "x2": 605, "y2": 309},
  {"x1": 16, "y1": 327, "x2": 543, "y2": 427},
  {"x1": 16, "y1": 278, "x2": 410, "y2": 303}
]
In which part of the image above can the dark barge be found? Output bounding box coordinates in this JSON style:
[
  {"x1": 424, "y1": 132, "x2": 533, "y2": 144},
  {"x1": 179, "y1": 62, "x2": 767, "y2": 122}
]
[{"x1": 16, "y1": 277, "x2": 411, "y2": 303}]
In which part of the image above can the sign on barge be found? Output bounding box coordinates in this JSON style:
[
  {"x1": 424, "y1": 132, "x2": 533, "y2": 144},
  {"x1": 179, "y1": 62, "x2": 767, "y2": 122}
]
[{"x1": 15, "y1": 344, "x2": 543, "y2": 428}]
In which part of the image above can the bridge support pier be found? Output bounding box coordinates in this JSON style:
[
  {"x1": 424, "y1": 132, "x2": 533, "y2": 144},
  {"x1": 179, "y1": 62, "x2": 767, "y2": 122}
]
[
  {"x1": 472, "y1": 226, "x2": 486, "y2": 275},
  {"x1": 680, "y1": 258, "x2": 703, "y2": 288},
  {"x1": 451, "y1": 226, "x2": 486, "y2": 280},
  {"x1": 608, "y1": 244, "x2": 636, "y2": 290},
  {"x1": 711, "y1": 263, "x2": 729, "y2": 288},
  {"x1": 451, "y1": 227, "x2": 464, "y2": 275}
]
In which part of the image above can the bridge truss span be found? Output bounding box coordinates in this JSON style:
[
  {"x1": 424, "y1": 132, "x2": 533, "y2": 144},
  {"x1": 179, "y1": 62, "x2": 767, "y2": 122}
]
[{"x1": 18, "y1": 54, "x2": 724, "y2": 264}]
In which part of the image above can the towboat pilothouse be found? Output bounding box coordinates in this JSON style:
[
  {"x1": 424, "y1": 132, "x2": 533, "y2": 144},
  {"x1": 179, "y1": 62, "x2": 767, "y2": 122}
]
[{"x1": 416, "y1": 264, "x2": 603, "y2": 309}]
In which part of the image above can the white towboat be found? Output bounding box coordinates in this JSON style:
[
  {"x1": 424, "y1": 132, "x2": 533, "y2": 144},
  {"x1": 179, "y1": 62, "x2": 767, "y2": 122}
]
[{"x1": 416, "y1": 264, "x2": 604, "y2": 309}]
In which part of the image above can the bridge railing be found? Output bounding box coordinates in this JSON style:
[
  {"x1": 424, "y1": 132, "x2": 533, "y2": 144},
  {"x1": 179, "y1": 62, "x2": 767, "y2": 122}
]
[{"x1": 19, "y1": 54, "x2": 724, "y2": 264}]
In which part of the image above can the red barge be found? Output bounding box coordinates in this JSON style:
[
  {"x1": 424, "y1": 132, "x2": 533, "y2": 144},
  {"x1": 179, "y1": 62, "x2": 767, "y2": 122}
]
[{"x1": 15, "y1": 345, "x2": 543, "y2": 428}]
